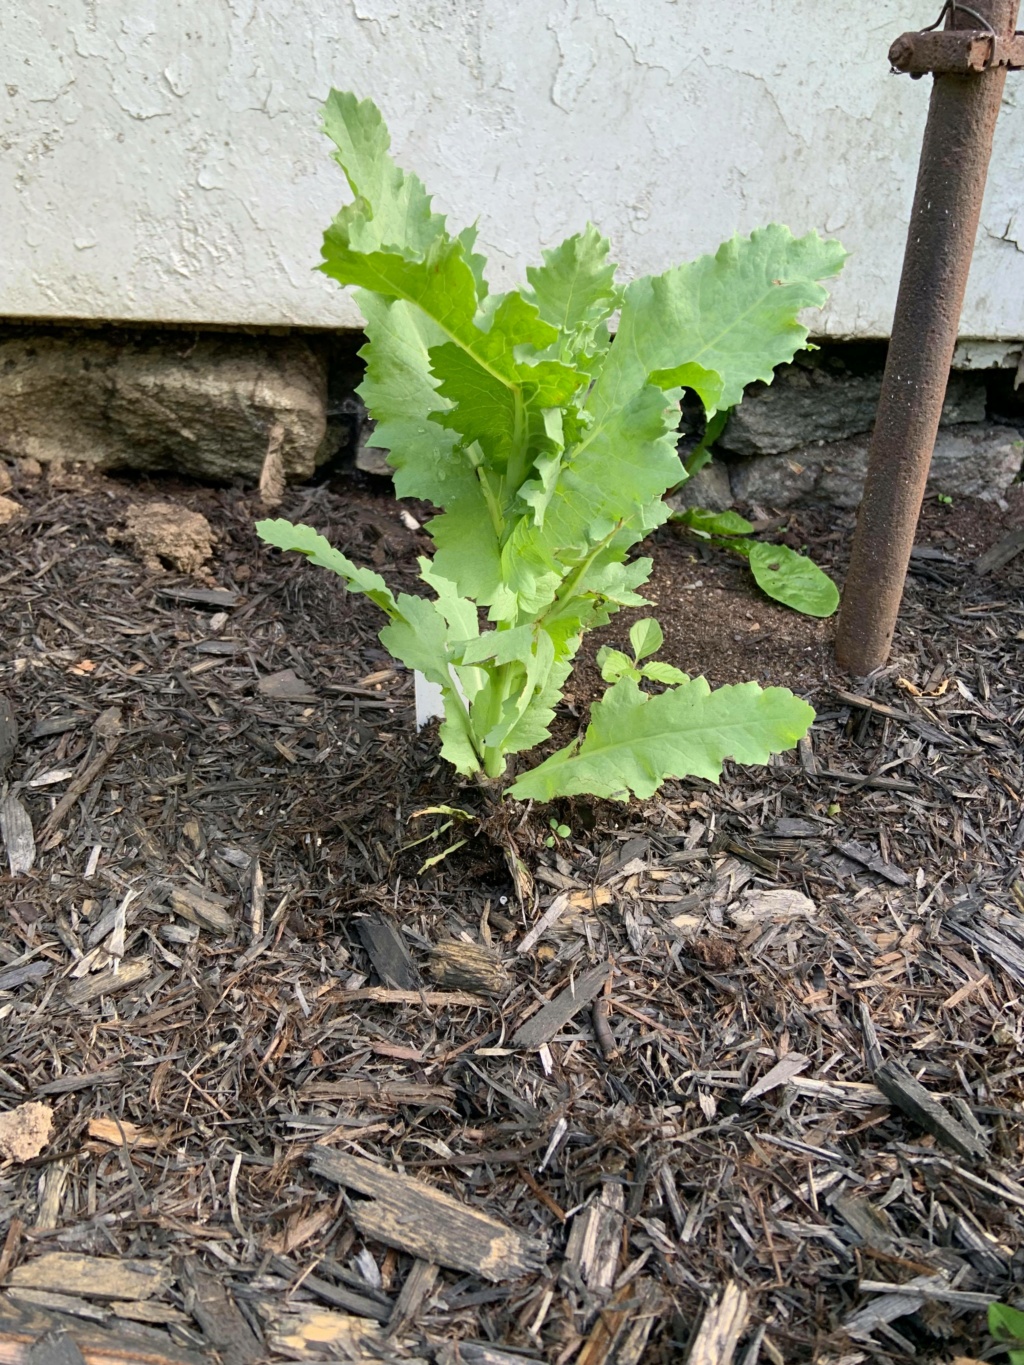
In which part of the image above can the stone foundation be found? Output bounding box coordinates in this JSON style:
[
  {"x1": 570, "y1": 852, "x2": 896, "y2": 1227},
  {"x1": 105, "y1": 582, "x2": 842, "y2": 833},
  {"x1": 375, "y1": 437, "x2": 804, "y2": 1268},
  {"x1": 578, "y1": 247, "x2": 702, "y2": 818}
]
[
  {"x1": 0, "y1": 328, "x2": 1020, "y2": 508},
  {"x1": 0, "y1": 329, "x2": 331, "y2": 484},
  {"x1": 691, "y1": 346, "x2": 1024, "y2": 511}
]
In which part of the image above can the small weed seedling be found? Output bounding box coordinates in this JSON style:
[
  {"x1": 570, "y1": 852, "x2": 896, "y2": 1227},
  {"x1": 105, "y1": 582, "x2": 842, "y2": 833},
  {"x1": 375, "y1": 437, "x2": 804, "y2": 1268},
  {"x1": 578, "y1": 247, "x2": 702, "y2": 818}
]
[
  {"x1": 545, "y1": 818, "x2": 571, "y2": 849},
  {"x1": 258, "y1": 92, "x2": 846, "y2": 802},
  {"x1": 670, "y1": 507, "x2": 840, "y2": 618}
]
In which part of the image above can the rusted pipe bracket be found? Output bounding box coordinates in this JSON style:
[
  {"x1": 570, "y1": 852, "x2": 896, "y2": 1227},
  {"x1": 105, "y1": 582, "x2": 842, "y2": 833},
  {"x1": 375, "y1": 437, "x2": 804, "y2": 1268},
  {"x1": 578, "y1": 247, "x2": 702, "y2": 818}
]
[{"x1": 889, "y1": 29, "x2": 1024, "y2": 74}]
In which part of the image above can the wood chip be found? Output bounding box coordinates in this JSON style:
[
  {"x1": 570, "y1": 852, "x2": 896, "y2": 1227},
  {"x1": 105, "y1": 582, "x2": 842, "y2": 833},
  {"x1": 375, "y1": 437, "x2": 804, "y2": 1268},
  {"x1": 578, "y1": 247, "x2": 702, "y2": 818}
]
[
  {"x1": 355, "y1": 914, "x2": 420, "y2": 990},
  {"x1": 180, "y1": 1259, "x2": 263, "y2": 1365},
  {"x1": 168, "y1": 884, "x2": 235, "y2": 935},
  {"x1": 577, "y1": 1279, "x2": 662, "y2": 1365},
  {"x1": 86, "y1": 1117, "x2": 159, "y2": 1149},
  {"x1": 428, "y1": 941, "x2": 510, "y2": 995},
  {"x1": 264, "y1": 1305, "x2": 386, "y2": 1362},
  {"x1": 512, "y1": 963, "x2": 611, "y2": 1049},
  {"x1": 517, "y1": 893, "x2": 571, "y2": 954},
  {"x1": 9, "y1": 1253, "x2": 172, "y2": 1301},
  {"x1": 561, "y1": 1183, "x2": 624, "y2": 1297},
  {"x1": 731, "y1": 890, "x2": 816, "y2": 928},
  {"x1": 158, "y1": 586, "x2": 239, "y2": 607},
  {"x1": 974, "y1": 527, "x2": 1024, "y2": 575},
  {"x1": 309, "y1": 1148, "x2": 548, "y2": 1281},
  {"x1": 688, "y1": 1282, "x2": 750, "y2": 1365},
  {"x1": 333, "y1": 987, "x2": 488, "y2": 1009},
  {"x1": 874, "y1": 1059, "x2": 987, "y2": 1162},
  {"x1": 742, "y1": 1053, "x2": 810, "y2": 1104},
  {"x1": 0, "y1": 693, "x2": 17, "y2": 777},
  {"x1": 0, "y1": 794, "x2": 35, "y2": 876},
  {"x1": 0, "y1": 960, "x2": 48, "y2": 992},
  {"x1": 833, "y1": 840, "x2": 911, "y2": 886},
  {"x1": 300, "y1": 1079, "x2": 455, "y2": 1107},
  {"x1": 65, "y1": 959, "x2": 152, "y2": 1007},
  {"x1": 0, "y1": 1292, "x2": 206, "y2": 1364},
  {"x1": 386, "y1": 1259, "x2": 439, "y2": 1337}
]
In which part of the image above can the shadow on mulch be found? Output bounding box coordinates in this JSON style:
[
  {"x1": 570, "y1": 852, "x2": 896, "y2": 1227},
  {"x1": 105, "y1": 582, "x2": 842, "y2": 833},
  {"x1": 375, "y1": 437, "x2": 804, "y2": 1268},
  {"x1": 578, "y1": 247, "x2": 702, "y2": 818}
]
[{"x1": 0, "y1": 459, "x2": 1022, "y2": 1364}]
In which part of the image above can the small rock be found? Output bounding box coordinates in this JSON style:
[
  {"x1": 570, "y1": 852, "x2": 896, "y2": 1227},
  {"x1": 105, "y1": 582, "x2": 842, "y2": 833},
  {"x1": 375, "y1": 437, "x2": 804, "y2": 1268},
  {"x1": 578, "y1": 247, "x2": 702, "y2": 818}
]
[
  {"x1": 0, "y1": 463, "x2": 12, "y2": 494},
  {"x1": 0, "y1": 495, "x2": 22, "y2": 525},
  {"x1": 731, "y1": 888, "x2": 817, "y2": 928},
  {"x1": 15, "y1": 457, "x2": 42, "y2": 479},
  {"x1": 109, "y1": 502, "x2": 216, "y2": 576},
  {"x1": 257, "y1": 668, "x2": 319, "y2": 702},
  {"x1": 0, "y1": 1100, "x2": 54, "y2": 1162},
  {"x1": 355, "y1": 419, "x2": 391, "y2": 477}
]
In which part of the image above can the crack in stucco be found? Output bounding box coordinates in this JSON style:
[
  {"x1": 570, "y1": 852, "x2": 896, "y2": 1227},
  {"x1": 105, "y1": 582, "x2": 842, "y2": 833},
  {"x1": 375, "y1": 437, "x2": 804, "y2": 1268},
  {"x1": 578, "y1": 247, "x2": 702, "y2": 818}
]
[{"x1": 986, "y1": 221, "x2": 1023, "y2": 253}]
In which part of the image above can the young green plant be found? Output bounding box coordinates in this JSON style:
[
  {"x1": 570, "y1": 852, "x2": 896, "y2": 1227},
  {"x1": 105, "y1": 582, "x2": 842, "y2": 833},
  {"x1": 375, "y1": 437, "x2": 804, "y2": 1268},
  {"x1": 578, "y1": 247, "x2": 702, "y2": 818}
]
[
  {"x1": 257, "y1": 92, "x2": 846, "y2": 802},
  {"x1": 671, "y1": 506, "x2": 840, "y2": 618}
]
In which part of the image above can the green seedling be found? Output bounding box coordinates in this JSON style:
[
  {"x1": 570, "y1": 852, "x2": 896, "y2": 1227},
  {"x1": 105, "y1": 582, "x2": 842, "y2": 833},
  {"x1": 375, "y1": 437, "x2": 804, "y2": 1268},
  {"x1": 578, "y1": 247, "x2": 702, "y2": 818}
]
[
  {"x1": 671, "y1": 507, "x2": 840, "y2": 618},
  {"x1": 545, "y1": 816, "x2": 572, "y2": 848}
]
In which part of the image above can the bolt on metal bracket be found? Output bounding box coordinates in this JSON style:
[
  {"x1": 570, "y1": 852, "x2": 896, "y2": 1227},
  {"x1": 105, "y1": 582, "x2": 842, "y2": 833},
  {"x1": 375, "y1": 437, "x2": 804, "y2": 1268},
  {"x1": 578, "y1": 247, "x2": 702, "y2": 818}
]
[{"x1": 889, "y1": 28, "x2": 1024, "y2": 73}]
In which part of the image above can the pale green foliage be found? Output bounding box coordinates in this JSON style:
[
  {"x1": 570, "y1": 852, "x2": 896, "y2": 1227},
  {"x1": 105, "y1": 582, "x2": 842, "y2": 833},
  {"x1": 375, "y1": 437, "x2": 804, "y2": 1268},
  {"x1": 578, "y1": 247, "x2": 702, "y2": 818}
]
[
  {"x1": 508, "y1": 677, "x2": 815, "y2": 801},
  {"x1": 257, "y1": 91, "x2": 845, "y2": 800}
]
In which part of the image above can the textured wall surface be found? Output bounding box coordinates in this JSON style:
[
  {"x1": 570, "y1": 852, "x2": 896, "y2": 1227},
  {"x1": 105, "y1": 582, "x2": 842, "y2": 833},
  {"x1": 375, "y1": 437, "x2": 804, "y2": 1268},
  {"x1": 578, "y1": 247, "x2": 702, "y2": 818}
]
[{"x1": 2, "y1": 1, "x2": 1022, "y2": 337}]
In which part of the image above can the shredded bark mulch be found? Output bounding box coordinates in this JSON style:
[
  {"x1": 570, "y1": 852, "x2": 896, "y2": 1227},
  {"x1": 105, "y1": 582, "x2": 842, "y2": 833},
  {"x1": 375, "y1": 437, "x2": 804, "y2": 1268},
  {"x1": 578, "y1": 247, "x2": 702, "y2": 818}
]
[{"x1": 0, "y1": 459, "x2": 1023, "y2": 1365}]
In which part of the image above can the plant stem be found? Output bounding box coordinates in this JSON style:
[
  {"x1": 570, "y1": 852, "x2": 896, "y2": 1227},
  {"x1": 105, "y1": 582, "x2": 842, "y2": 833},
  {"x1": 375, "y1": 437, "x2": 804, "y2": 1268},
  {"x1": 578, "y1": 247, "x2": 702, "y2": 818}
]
[{"x1": 480, "y1": 659, "x2": 518, "y2": 778}]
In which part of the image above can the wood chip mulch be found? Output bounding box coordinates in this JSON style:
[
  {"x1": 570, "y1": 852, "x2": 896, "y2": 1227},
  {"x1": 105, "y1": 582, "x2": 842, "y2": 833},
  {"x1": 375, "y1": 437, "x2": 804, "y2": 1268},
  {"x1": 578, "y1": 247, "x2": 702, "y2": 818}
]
[{"x1": 0, "y1": 461, "x2": 1023, "y2": 1365}]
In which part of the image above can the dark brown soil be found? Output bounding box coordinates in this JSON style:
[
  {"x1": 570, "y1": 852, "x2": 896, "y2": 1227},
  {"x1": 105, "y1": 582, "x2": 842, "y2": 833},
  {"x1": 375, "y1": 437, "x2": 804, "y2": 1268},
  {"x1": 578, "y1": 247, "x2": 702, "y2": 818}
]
[{"x1": 1, "y1": 458, "x2": 1023, "y2": 1365}]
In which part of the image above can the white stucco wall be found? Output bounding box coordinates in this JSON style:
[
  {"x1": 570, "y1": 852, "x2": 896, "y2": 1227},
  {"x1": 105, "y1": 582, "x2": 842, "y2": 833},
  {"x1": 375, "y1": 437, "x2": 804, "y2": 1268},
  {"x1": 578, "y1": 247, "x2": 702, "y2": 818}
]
[{"x1": 2, "y1": 1, "x2": 1022, "y2": 340}]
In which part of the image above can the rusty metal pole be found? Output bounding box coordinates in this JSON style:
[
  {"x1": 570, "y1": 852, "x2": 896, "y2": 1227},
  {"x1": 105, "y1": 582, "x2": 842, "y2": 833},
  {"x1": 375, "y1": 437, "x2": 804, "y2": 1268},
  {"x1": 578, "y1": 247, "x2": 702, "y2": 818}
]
[{"x1": 835, "y1": 0, "x2": 1022, "y2": 676}]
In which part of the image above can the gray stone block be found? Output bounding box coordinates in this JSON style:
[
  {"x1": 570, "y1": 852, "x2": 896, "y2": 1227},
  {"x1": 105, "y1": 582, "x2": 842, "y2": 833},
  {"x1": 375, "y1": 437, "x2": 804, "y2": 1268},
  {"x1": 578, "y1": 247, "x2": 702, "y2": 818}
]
[
  {"x1": 720, "y1": 365, "x2": 986, "y2": 457},
  {"x1": 0, "y1": 335, "x2": 327, "y2": 483},
  {"x1": 666, "y1": 458, "x2": 734, "y2": 512},
  {"x1": 730, "y1": 423, "x2": 1023, "y2": 509}
]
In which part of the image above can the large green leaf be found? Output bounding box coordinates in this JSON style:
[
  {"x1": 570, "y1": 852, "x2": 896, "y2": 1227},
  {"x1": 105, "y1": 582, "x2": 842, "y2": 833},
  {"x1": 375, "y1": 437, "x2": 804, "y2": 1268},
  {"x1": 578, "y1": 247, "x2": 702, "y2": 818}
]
[
  {"x1": 674, "y1": 507, "x2": 754, "y2": 537},
  {"x1": 508, "y1": 675, "x2": 814, "y2": 801},
  {"x1": 748, "y1": 542, "x2": 840, "y2": 618},
  {"x1": 989, "y1": 1302, "x2": 1024, "y2": 1365},
  {"x1": 322, "y1": 90, "x2": 447, "y2": 258},
  {"x1": 356, "y1": 292, "x2": 458, "y2": 497},
  {"x1": 598, "y1": 227, "x2": 846, "y2": 414},
  {"x1": 296, "y1": 92, "x2": 843, "y2": 797}
]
